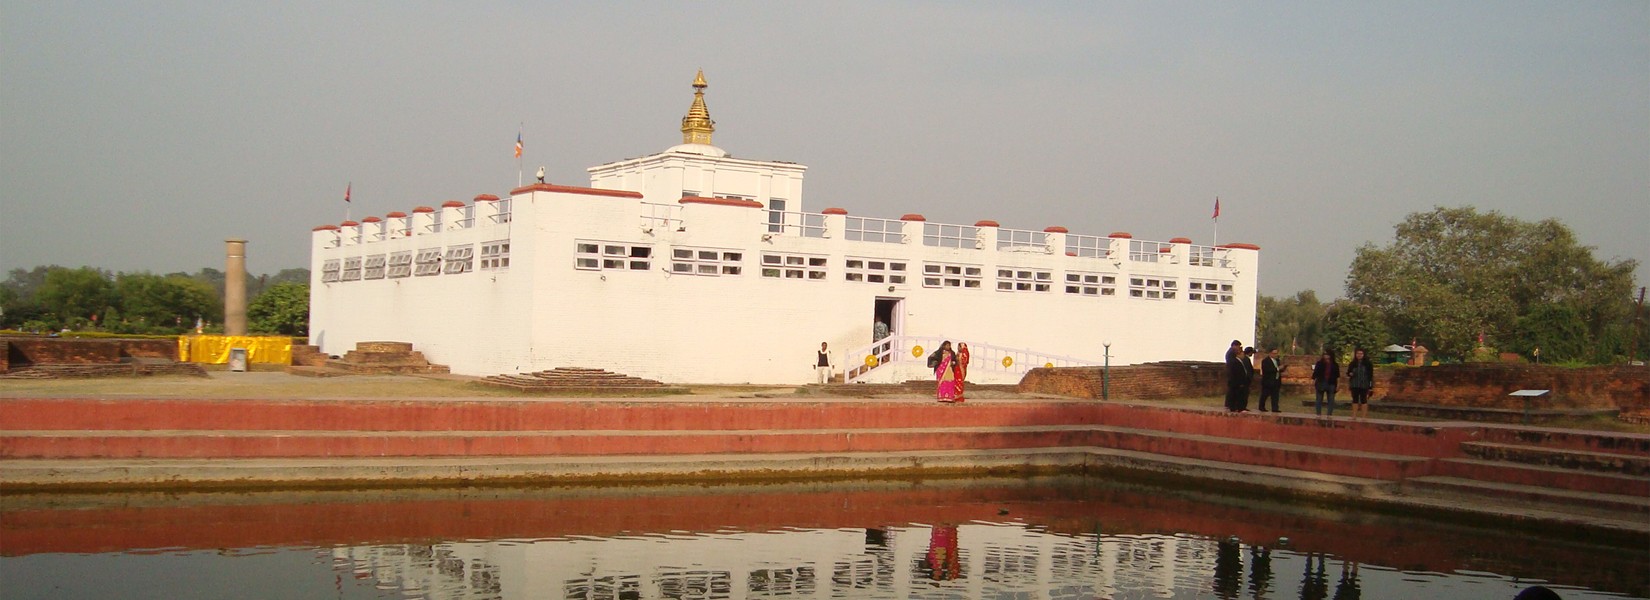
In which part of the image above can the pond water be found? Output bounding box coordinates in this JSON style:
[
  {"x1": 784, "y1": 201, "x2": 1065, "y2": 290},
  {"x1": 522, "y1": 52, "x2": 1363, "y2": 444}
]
[{"x1": 1, "y1": 475, "x2": 1643, "y2": 599}]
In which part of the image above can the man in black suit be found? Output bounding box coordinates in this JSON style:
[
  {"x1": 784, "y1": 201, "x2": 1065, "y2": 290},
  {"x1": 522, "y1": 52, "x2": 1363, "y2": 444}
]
[
  {"x1": 1258, "y1": 348, "x2": 1284, "y2": 412},
  {"x1": 1223, "y1": 340, "x2": 1246, "y2": 412}
]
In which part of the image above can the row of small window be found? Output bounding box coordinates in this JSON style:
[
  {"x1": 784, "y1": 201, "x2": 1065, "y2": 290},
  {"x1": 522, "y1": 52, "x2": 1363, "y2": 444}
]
[
  {"x1": 567, "y1": 241, "x2": 1235, "y2": 303},
  {"x1": 320, "y1": 242, "x2": 510, "y2": 282}
]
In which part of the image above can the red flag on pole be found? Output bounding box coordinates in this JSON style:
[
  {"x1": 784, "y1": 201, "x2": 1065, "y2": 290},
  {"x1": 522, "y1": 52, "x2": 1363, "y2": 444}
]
[
  {"x1": 344, "y1": 183, "x2": 351, "y2": 203},
  {"x1": 1212, "y1": 196, "x2": 1220, "y2": 219}
]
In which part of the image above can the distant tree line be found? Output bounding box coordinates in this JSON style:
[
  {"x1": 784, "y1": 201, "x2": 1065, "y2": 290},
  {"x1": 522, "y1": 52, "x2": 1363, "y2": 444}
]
[
  {"x1": 1260, "y1": 207, "x2": 1645, "y2": 364},
  {"x1": 0, "y1": 266, "x2": 310, "y2": 336}
]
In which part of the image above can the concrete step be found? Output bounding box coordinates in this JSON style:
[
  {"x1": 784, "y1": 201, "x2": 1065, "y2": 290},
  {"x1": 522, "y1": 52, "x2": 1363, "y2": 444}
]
[
  {"x1": 1461, "y1": 441, "x2": 1650, "y2": 476},
  {"x1": 1433, "y1": 458, "x2": 1650, "y2": 498},
  {"x1": 1475, "y1": 426, "x2": 1650, "y2": 457},
  {"x1": 0, "y1": 398, "x2": 1111, "y2": 432},
  {"x1": 0, "y1": 424, "x2": 1432, "y2": 485},
  {"x1": 0, "y1": 425, "x2": 1105, "y2": 459},
  {"x1": 1082, "y1": 425, "x2": 1433, "y2": 481},
  {"x1": 1404, "y1": 476, "x2": 1650, "y2": 515}
]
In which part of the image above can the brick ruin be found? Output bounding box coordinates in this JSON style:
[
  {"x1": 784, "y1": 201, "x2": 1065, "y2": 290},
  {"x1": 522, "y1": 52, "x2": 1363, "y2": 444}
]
[
  {"x1": 1, "y1": 337, "x2": 203, "y2": 378},
  {"x1": 1019, "y1": 359, "x2": 1649, "y2": 413}
]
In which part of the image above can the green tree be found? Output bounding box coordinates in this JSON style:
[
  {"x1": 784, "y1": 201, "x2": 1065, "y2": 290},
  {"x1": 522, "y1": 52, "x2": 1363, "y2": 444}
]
[
  {"x1": 1257, "y1": 290, "x2": 1326, "y2": 355},
  {"x1": 1323, "y1": 301, "x2": 1388, "y2": 360},
  {"x1": 248, "y1": 282, "x2": 309, "y2": 336},
  {"x1": 115, "y1": 273, "x2": 221, "y2": 333},
  {"x1": 1346, "y1": 207, "x2": 1637, "y2": 360},
  {"x1": 34, "y1": 267, "x2": 116, "y2": 329},
  {"x1": 1511, "y1": 303, "x2": 1590, "y2": 363}
]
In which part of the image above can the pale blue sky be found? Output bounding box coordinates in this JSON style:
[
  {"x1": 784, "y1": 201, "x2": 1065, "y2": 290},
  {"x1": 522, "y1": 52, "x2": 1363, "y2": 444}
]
[{"x1": 2, "y1": 1, "x2": 1645, "y2": 297}]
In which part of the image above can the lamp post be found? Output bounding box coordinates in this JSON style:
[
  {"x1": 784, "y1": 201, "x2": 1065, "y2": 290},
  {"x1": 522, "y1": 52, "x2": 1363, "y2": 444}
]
[{"x1": 1102, "y1": 342, "x2": 1112, "y2": 401}]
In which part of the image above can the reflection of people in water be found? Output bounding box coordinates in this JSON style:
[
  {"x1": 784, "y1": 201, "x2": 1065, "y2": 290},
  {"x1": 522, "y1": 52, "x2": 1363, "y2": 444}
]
[
  {"x1": 1213, "y1": 537, "x2": 1242, "y2": 599},
  {"x1": 923, "y1": 525, "x2": 961, "y2": 581},
  {"x1": 1333, "y1": 561, "x2": 1360, "y2": 600},
  {"x1": 1248, "y1": 546, "x2": 1273, "y2": 598},
  {"x1": 1300, "y1": 553, "x2": 1330, "y2": 600}
]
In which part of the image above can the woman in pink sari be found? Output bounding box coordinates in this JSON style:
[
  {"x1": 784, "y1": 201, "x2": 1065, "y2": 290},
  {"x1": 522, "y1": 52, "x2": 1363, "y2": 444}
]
[
  {"x1": 934, "y1": 341, "x2": 958, "y2": 402},
  {"x1": 953, "y1": 343, "x2": 971, "y2": 403}
]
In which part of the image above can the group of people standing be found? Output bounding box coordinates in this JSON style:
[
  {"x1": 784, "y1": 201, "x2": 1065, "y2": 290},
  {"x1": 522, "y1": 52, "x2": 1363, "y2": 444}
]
[
  {"x1": 927, "y1": 341, "x2": 970, "y2": 403},
  {"x1": 1310, "y1": 348, "x2": 1375, "y2": 418},
  {"x1": 1225, "y1": 341, "x2": 1376, "y2": 418}
]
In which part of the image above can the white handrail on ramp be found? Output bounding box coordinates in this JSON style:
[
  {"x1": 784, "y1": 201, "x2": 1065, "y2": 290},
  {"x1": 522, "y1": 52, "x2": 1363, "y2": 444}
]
[{"x1": 843, "y1": 335, "x2": 1098, "y2": 384}]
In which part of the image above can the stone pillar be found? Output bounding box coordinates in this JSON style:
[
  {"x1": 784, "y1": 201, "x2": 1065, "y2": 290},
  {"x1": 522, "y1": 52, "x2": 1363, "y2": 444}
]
[{"x1": 225, "y1": 239, "x2": 248, "y2": 336}]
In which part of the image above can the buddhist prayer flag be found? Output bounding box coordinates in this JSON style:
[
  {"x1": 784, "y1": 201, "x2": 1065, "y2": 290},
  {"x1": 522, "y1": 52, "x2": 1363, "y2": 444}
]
[
  {"x1": 515, "y1": 131, "x2": 523, "y2": 159},
  {"x1": 344, "y1": 183, "x2": 351, "y2": 203},
  {"x1": 1212, "y1": 197, "x2": 1220, "y2": 219}
]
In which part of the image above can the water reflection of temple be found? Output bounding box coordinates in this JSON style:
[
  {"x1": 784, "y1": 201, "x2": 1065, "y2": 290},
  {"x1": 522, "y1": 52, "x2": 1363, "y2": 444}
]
[{"x1": 331, "y1": 524, "x2": 1221, "y2": 599}]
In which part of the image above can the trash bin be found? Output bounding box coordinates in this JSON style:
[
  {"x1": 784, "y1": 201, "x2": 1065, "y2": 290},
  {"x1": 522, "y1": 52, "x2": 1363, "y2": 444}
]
[{"x1": 229, "y1": 348, "x2": 248, "y2": 372}]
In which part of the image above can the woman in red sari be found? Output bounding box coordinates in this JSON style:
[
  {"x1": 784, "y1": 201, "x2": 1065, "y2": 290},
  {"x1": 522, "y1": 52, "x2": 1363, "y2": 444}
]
[
  {"x1": 934, "y1": 342, "x2": 958, "y2": 402},
  {"x1": 953, "y1": 343, "x2": 971, "y2": 403}
]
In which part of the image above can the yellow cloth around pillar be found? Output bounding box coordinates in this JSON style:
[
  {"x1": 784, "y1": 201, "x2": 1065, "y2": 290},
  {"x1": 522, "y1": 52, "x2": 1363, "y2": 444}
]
[{"x1": 178, "y1": 335, "x2": 293, "y2": 364}]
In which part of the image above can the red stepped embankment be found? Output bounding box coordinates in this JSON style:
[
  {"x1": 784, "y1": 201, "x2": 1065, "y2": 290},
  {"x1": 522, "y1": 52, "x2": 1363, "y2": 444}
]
[{"x1": 1, "y1": 397, "x2": 1645, "y2": 524}]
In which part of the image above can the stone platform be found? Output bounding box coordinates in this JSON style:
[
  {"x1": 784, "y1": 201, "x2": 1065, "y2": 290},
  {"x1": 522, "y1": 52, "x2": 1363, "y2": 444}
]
[{"x1": 1, "y1": 396, "x2": 1645, "y2": 538}]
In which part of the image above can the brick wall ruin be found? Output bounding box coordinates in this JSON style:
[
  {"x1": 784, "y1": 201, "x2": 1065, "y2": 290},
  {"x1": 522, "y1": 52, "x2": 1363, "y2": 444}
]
[
  {"x1": 1, "y1": 337, "x2": 179, "y2": 368},
  {"x1": 1020, "y1": 359, "x2": 1649, "y2": 411},
  {"x1": 1382, "y1": 363, "x2": 1650, "y2": 411}
]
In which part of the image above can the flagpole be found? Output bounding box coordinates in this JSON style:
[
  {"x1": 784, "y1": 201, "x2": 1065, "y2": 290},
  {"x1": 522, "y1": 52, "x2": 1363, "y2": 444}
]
[
  {"x1": 516, "y1": 123, "x2": 524, "y2": 187},
  {"x1": 345, "y1": 182, "x2": 352, "y2": 222},
  {"x1": 1212, "y1": 196, "x2": 1219, "y2": 248}
]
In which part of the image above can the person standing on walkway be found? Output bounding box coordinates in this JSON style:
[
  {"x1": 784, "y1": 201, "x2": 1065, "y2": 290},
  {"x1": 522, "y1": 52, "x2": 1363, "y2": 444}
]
[
  {"x1": 953, "y1": 342, "x2": 971, "y2": 403},
  {"x1": 1258, "y1": 348, "x2": 1284, "y2": 412},
  {"x1": 815, "y1": 342, "x2": 835, "y2": 385},
  {"x1": 1223, "y1": 340, "x2": 1246, "y2": 412},
  {"x1": 1311, "y1": 351, "x2": 1340, "y2": 416},
  {"x1": 934, "y1": 343, "x2": 959, "y2": 403},
  {"x1": 1238, "y1": 347, "x2": 1257, "y2": 412},
  {"x1": 1346, "y1": 348, "x2": 1375, "y2": 420}
]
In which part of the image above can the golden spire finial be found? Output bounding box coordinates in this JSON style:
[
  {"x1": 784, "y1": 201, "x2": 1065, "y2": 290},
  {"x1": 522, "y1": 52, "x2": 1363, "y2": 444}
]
[{"x1": 681, "y1": 70, "x2": 714, "y2": 145}]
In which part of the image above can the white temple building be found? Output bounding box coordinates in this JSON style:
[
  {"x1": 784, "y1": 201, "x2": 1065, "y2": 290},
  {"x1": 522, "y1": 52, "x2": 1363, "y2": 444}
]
[{"x1": 308, "y1": 72, "x2": 1259, "y2": 384}]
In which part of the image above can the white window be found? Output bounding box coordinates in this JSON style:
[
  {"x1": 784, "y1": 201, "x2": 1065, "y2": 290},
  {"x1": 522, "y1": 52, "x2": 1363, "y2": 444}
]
[
  {"x1": 671, "y1": 247, "x2": 743, "y2": 276},
  {"x1": 489, "y1": 199, "x2": 512, "y2": 224},
  {"x1": 760, "y1": 253, "x2": 827, "y2": 280},
  {"x1": 1066, "y1": 234, "x2": 1110, "y2": 258},
  {"x1": 1064, "y1": 271, "x2": 1117, "y2": 296},
  {"x1": 996, "y1": 268, "x2": 1052, "y2": 292},
  {"x1": 575, "y1": 241, "x2": 652, "y2": 271},
  {"x1": 1189, "y1": 245, "x2": 1227, "y2": 267},
  {"x1": 766, "y1": 198, "x2": 786, "y2": 234},
  {"x1": 341, "y1": 257, "x2": 362, "y2": 281},
  {"x1": 480, "y1": 240, "x2": 510, "y2": 270},
  {"x1": 443, "y1": 244, "x2": 474, "y2": 274},
  {"x1": 1129, "y1": 276, "x2": 1174, "y2": 299},
  {"x1": 320, "y1": 259, "x2": 341, "y2": 283},
  {"x1": 997, "y1": 229, "x2": 1047, "y2": 251},
  {"x1": 923, "y1": 223, "x2": 980, "y2": 249},
  {"x1": 845, "y1": 217, "x2": 904, "y2": 244},
  {"x1": 387, "y1": 251, "x2": 413, "y2": 278},
  {"x1": 1130, "y1": 239, "x2": 1171, "y2": 263},
  {"x1": 844, "y1": 258, "x2": 907, "y2": 284},
  {"x1": 414, "y1": 247, "x2": 443, "y2": 276},
  {"x1": 1189, "y1": 280, "x2": 1236, "y2": 304},
  {"x1": 363, "y1": 254, "x2": 386, "y2": 280},
  {"x1": 922, "y1": 263, "x2": 984, "y2": 288}
]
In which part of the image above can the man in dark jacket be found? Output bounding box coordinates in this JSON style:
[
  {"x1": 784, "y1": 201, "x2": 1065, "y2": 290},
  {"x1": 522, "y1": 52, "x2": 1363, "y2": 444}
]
[
  {"x1": 1223, "y1": 340, "x2": 1246, "y2": 412},
  {"x1": 1258, "y1": 348, "x2": 1284, "y2": 412}
]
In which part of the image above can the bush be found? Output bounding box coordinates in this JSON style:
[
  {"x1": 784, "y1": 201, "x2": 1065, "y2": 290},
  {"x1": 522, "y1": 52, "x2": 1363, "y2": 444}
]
[{"x1": 1465, "y1": 346, "x2": 1500, "y2": 363}]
